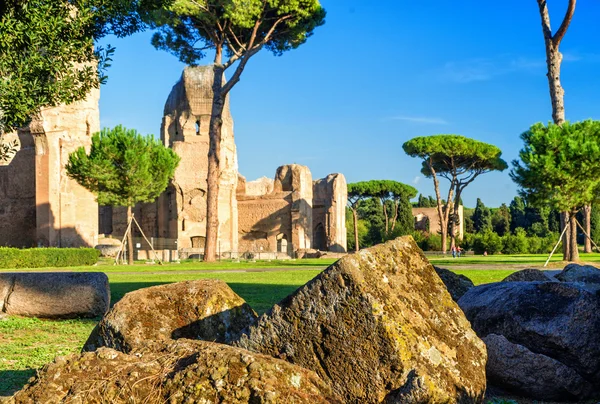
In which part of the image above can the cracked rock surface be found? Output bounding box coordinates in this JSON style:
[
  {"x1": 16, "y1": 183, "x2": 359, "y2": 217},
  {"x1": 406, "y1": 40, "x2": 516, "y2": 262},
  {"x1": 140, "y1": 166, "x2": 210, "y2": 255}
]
[
  {"x1": 83, "y1": 279, "x2": 257, "y2": 353},
  {"x1": 9, "y1": 339, "x2": 341, "y2": 404},
  {"x1": 236, "y1": 236, "x2": 487, "y2": 403}
]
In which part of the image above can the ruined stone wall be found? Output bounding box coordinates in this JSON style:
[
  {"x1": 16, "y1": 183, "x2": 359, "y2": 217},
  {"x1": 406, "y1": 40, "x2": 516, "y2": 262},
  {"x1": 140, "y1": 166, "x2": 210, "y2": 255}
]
[
  {"x1": 312, "y1": 174, "x2": 347, "y2": 252},
  {"x1": 237, "y1": 165, "x2": 313, "y2": 254},
  {"x1": 0, "y1": 89, "x2": 99, "y2": 247},
  {"x1": 237, "y1": 195, "x2": 292, "y2": 253},
  {"x1": 0, "y1": 132, "x2": 37, "y2": 246},
  {"x1": 413, "y1": 206, "x2": 464, "y2": 240},
  {"x1": 159, "y1": 66, "x2": 238, "y2": 251},
  {"x1": 274, "y1": 165, "x2": 313, "y2": 250}
]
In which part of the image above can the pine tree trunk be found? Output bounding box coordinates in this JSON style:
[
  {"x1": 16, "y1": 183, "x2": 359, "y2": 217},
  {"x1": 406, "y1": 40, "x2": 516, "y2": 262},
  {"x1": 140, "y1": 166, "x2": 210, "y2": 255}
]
[
  {"x1": 204, "y1": 65, "x2": 226, "y2": 262},
  {"x1": 569, "y1": 211, "x2": 579, "y2": 261},
  {"x1": 561, "y1": 212, "x2": 571, "y2": 261},
  {"x1": 127, "y1": 205, "x2": 134, "y2": 265},
  {"x1": 584, "y1": 204, "x2": 592, "y2": 253},
  {"x1": 382, "y1": 202, "x2": 389, "y2": 237},
  {"x1": 352, "y1": 208, "x2": 359, "y2": 252},
  {"x1": 544, "y1": 45, "x2": 566, "y2": 125}
]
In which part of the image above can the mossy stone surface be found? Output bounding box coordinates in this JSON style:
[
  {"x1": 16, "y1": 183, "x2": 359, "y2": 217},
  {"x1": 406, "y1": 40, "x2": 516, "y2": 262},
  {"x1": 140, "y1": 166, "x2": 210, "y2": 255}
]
[{"x1": 237, "y1": 236, "x2": 487, "y2": 403}]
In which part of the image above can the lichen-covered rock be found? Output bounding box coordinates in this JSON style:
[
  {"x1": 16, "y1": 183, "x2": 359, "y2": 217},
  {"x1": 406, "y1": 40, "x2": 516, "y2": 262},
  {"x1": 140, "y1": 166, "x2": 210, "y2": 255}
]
[
  {"x1": 501, "y1": 268, "x2": 552, "y2": 282},
  {"x1": 0, "y1": 273, "x2": 109, "y2": 319},
  {"x1": 484, "y1": 334, "x2": 595, "y2": 401},
  {"x1": 10, "y1": 340, "x2": 342, "y2": 404},
  {"x1": 459, "y1": 281, "x2": 600, "y2": 400},
  {"x1": 236, "y1": 236, "x2": 487, "y2": 403},
  {"x1": 83, "y1": 280, "x2": 257, "y2": 353},
  {"x1": 434, "y1": 266, "x2": 474, "y2": 301},
  {"x1": 555, "y1": 263, "x2": 600, "y2": 283}
]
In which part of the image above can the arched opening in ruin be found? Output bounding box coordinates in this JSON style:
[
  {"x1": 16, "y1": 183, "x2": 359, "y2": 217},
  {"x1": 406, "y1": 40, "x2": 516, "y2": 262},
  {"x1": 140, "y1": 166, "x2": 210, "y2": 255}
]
[
  {"x1": 195, "y1": 120, "x2": 200, "y2": 135},
  {"x1": 314, "y1": 223, "x2": 327, "y2": 251},
  {"x1": 276, "y1": 233, "x2": 288, "y2": 254},
  {"x1": 191, "y1": 236, "x2": 206, "y2": 249}
]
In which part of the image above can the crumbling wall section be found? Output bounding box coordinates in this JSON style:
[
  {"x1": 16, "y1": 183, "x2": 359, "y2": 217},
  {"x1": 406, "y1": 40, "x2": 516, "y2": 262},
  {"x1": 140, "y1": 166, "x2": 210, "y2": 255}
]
[
  {"x1": 159, "y1": 66, "x2": 238, "y2": 251},
  {"x1": 312, "y1": 173, "x2": 347, "y2": 252}
]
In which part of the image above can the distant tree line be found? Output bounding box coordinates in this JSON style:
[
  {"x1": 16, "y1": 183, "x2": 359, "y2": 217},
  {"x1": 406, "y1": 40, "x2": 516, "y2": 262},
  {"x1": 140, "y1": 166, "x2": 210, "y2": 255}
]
[{"x1": 346, "y1": 180, "x2": 417, "y2": 251}]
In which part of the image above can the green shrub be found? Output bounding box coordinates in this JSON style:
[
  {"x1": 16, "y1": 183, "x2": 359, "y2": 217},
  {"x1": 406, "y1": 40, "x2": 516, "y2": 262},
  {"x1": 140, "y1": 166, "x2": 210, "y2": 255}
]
[
  {"x1": 413, "y1": 231, "x2": 442, "y2": 251},
  {"x1": 472, "y1": 230, "x2": 503, "y2": 254},
  {"x1": 502, "y1": 227, "x2": 529, "y2": 254},
  {"x1": 0, "y1": 248, "x2": 99, "y2": 269}
]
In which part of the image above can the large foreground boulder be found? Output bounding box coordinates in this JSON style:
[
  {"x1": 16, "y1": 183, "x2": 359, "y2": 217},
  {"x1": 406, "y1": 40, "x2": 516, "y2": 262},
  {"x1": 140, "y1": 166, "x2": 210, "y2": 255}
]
[
  {"x1": 555, "y1": 263, "x2": 600, "y2": 283},
  {"x1": 0, "y1": 273, "x2": 109, "y2": 319},
  {"x1": 236, "y1": 237, "x2": 487, "y2": 403},
  {"x1": 459, "y1": 281, "x2": 600, "y2": 400},
  {"x1": 484, "y1": 334, "x2": 595, "y2": 401},
  {"x1": 433, "y1": 266, "x2": 474, "y2": 300},
  {"x1": 10, "y1": 340, "x2": 341, "y2": 404},
  {"x1": 84, "y1": 279, "x2": 257, "y2": 352}
]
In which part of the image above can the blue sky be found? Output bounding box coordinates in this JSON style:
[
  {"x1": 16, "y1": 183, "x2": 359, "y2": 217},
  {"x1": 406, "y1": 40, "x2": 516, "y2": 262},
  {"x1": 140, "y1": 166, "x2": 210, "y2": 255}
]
[{"x1": 97, "y1": 1, "x2": 600, "y2": 208}]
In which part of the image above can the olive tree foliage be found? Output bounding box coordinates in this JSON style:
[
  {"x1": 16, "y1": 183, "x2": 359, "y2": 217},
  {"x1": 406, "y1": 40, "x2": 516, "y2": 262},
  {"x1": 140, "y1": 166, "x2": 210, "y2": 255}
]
[
  {"x1": 510, "y1": 120, "x2": 600, "y2": 261},
  {"x1": 148, "y1": 0, "x2": 325, "y2": 261},
  {"x1": 0, "y1": 0, "x2": 166, "y2": 160},
  {"x1": 403, "y1": 135, "x2": 507, "y2": 252},
  {"x1": 66, "y1": 125, "x2": 180, "y2": 264}
]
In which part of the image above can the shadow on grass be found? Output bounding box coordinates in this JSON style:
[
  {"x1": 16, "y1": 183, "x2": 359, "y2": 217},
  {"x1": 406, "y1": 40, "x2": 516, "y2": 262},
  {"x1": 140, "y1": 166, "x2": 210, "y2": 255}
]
[
  {"x1": 110, "y1": 282, "x2": 301, "y2": 315},
  {"x1": 0, "y1": 369, "x2": 35, "y2": 398}
]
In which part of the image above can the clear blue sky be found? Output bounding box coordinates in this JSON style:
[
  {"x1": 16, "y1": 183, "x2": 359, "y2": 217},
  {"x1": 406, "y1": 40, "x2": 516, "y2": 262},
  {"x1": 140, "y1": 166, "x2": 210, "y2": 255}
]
[{"x1": 96, "y1": 1, "x2": 600, "y2": 208}]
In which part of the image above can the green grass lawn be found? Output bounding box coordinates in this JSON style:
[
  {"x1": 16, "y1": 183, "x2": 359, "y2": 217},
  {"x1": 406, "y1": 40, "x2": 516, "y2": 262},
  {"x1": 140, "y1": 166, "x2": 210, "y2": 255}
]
[
  {"x1": 429, "y1": 252, "x2": 600, "y2": 266},
  {"x1": 0, "y1": 258, "x2": 339, "y2": 273},
  {"x1": 0, "y1": 261, "x2": 528, "y2": 397}
]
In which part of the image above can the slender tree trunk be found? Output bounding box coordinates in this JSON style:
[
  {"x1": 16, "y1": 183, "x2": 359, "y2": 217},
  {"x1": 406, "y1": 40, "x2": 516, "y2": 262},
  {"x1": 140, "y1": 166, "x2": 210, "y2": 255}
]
[
  {"x1": 543, "y1": 42, "x2": 566, "y2": 125},
  {"x1": 561, "y1": 212, "x2": 571, "y2": 261},
  {"x1": 382, "y1": 201, "x2": 389, "y2": 236},
  {"x1": 204, "y1": 65, "x2": 226, "y2": 262},
  {"x1": 390, "y1": 200, "x2": 399, "y2": 232},
  {"x1": 584, "y1": 204, "x2": 592, "y2": 253},
  {"x1": 450, "y1": 188, "x2": 463, "y2": 249},
  {"x1": 537, "y1": 0, "x2": 576, "y2": 261},
  {"x1": 569, "y1": 210, "x2": 580, "y2": 261},
  {"x1": 430, "y1": 164, "x2": 453, "y2": 253},
  {"x1": 352, "y1": 208, "x2": 359, "y2": 252},
  {"x1": 127, "y1": 205, "x2": 134, "y2": 265}
]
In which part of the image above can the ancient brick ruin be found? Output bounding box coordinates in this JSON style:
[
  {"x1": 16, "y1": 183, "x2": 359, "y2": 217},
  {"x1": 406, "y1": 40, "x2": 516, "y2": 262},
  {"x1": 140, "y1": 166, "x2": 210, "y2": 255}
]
[
  {"x1": 0, "y1": 89, "x2": 99, "y2": 247},
  {"x1": 0, "y1": 66, "x2": 347, "y2": 255},
  {"x1": 100, "y1": 66, "x2": 348, "y2": 257}
]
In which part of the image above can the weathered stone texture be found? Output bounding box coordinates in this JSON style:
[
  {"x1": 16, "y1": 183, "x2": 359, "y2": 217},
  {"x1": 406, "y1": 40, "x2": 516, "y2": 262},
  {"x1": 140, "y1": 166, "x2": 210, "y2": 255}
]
[
  {"x1": 0, "y1": 272, "x2": 109, "y2": 319},
  {"x1": 11, "y1": 340, "x2": 342, "y2": 404},
  {"x1": 160, "y1": 65, "x2": 238, "y2": 251},
  {"x1": 555, "y1": 263, "x2": 600, "y2": 283},
  {"x1": 237, "y1": 237, "x2": 487, "y2": 403},
  {"x1": 83, "y1": 279, "x2": 257, "y2": 353},
  {"x1": 484, "y1": 333, "x2": 595, "y2": 401},
  {"x1": 313, "y1": 173, "x2": 347, "y2": 252},
  {"x1": 459, "y1": 281, "x2": 600, "y2": 400}
]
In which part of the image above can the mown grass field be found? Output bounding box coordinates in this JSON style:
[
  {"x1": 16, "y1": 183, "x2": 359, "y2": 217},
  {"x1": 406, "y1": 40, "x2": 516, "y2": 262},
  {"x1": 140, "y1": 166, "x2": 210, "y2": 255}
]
[{"x1": 1, "y1": 253, "x2": 586, "y2": 397}]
